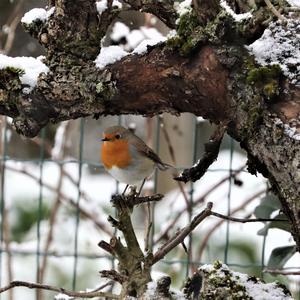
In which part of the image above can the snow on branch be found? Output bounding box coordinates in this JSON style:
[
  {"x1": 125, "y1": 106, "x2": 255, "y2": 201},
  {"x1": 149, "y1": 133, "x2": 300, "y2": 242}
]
[{"x1": 0, "y1": 54, "x2": 49, "y2": 93}]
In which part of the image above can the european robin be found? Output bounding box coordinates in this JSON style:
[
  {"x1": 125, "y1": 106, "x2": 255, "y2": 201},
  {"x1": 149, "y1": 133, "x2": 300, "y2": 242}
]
[{"x1": 101, "y1": 126, "x2": 170, "y2": 194}]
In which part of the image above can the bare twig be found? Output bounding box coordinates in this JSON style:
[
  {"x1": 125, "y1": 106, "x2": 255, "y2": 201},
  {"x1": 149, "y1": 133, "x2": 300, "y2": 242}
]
[
  {"x1": 5, "y1": 165, "x2": 112, "y2": 236},
  {"x1": 160, "y1": 116, "x2": 190, "y2": 208},
  {"x1": 127, "y1": 193, "x2": 164, "y2": 208},
  {"x1": 151, "y1": 202, "x2": 213, "y2": 265},
  {"x1": 39, "y1": 121, "x2": 71, "y2": 297},
  {"x1": 1, "y1": 0, "x2": 25, "y2": 55},
  {"x1": 100, "y1": 270, "x2": 127, "y2": 283},
  {"x1": 0, "y1": 281, "x2": 118, "y2": 299},
  {"x1": 155, "y1": 166, "x2": 245, "y2": 244},
  {"x1": 175, "y1": 125, "x2": 227, "y2": 183},
  {"x1": 144, "y1": 203, "x2": 152, "y2": 252},
  {"x1": 264, "y1": 269, "x2": 300, "y2": 275},
  {"x1": 210, "y1": 211, "x2": 288, "y2": 223},
  {"x1": 264, "y1": 0, "x2": 288, "y2": 23},
  {"x1": 197, "y1": 189, "x2": 266, "y2": 261}
]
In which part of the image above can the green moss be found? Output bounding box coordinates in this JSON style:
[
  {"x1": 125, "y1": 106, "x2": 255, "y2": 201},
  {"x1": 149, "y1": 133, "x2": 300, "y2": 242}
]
[
  {"x1": 246, "y1": 64, "x2": 282, "y2": 100},
  {"x1": 168, "y1": 8, "x2": 242, "y2": 56},
  {"x1": 4, "y1": 66, "x2": 25, "y2": 76},
  {"x1": 213, "y1": 260, "x2": 223, "y2": 269},
  {"x1": 0, "y1": 68, "x2": 23, "y2": 92},
  {"x1": 167, "y1": 10, "x2": 204, "y2": 56},
  {"x1": 95, "y1": 80, "x2": 116, "y2": 100},
  {"x1": 246, "y1": 65, "x2": 281, "y2": 84}
]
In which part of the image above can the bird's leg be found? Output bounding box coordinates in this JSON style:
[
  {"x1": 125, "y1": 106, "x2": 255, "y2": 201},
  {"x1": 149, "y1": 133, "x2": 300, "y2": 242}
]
[
  {"x1": 136, "y1": 178, "x2": 146, "y2": 197},
  {"x1": 122, "y1": 184, "x2": 129, "y2": 196}
]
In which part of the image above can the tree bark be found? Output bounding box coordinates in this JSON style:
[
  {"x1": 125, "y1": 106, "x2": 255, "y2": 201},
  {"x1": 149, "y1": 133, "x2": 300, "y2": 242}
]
[{"x1": 0, "y1": 0, "x2": 299, "y2": 251}]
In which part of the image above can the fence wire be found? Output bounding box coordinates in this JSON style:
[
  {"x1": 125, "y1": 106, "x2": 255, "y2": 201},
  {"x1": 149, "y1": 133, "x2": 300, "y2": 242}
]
[{"x1": 0, "y1": 115, "x2": 299, "y2": 300}]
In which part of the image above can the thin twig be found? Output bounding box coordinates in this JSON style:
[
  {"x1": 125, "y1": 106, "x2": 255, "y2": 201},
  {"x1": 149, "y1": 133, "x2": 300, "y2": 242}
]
[
  {"x1": 264, "y1": 0, "x2": 288, "y2": 23},
  {"x1": 1, "y1": 0, "x2": 25, "y2": 54},
  {"x1": 127, "y1": 193, "x2": 164, "y2": 208},
  {"x1": 151, "y1": 202, "x2": 213, "y2": 265},
  {"x1": 210, "y1": 211, "x2": 288, "y2": 223},
  {"x1": 39, "y1": 121, "x2": 71, "y2": 297},
  {"x1": 160, "y1": 116, "x2": 190, "y2": 209},
  {"x1": 154, "y1": 166, "x2": 245, "y2": 244},
  {"x1": 263, "y1": 269, "x2": 300, "y2": 275},
  {"x1": 5, "y1": 165, "x2": 112, "y2": 236},
  {"x1": 0, "y1": 281, "x2": 118, "y2": 299},
  {"x1": 197, "y1": 189, "x2": 266, "y2": 261},
  {"x1": 144, "y1": 202, "x2": 152, "y2": 252}
]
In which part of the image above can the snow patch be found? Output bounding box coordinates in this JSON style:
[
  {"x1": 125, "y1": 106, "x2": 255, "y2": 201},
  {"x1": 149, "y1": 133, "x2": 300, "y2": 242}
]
[
  {"x1": 174, "y1": 0, "x2": 192, "y2": 17},
  {"x1": 247, "y1": 20, "x2": 300, "y2": 85},
  {"x1": 94, "y1": 46, "x2": 128, "y2": 69},
  {"x1": 220, "y1": 0, "x2": 252, "y2": 21},
  {"x1": 110, "y1": 22, "x2": 130, "y2": 42},
  {"x1": 0, "y1": 54, "x2": 49, "y2": 93},
  {"x1": 286, "y1": 0, "x2": 300, "y2": 6},
  {"x1": 54, "y1": 293, "x2": 74, "y2": 300},
  {"x1": 199, "y1": 263, "x2": 293, "y2": 300},
  {"x1": 235, "y1": 272, "x2": 292, "y2": 300},
  {"x1": 21, "y1": 7, "x2": 55, "y2": 24},
  {"x1": 96, "y1": 0, "x2": 122, "y2": 15},
  {"x1": 132, "y1": 36, "x2": 166, "y2": 55},
  {"x1": 96, "y1": 0, "x2": 108, "y2": 13},
  {"x1": 274, "y1": 118, "x2": 300, "y2": 141}
]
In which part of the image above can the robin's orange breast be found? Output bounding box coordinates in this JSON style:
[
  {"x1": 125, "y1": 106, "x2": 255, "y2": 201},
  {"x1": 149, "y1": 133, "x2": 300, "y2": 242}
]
[{"x1": 101, "y1": 139, "x2": 131, "y2": 169}]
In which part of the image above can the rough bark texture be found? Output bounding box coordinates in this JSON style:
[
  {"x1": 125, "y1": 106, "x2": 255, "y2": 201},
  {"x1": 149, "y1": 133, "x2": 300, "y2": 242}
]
[{"x1": 0, "y1": 0, "x2": 299, "y2": 267}]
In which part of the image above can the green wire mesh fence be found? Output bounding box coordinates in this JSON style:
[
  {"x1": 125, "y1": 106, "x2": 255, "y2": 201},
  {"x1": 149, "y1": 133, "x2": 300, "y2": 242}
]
[{"x1": 0, "y1": 115, "x2": 299, "y2": 300}]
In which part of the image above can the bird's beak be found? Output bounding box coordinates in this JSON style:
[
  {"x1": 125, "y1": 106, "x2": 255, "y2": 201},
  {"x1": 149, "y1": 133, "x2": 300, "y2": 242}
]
[{"x1": 101, "y1": 137, "x2": 110, "y2": 142}]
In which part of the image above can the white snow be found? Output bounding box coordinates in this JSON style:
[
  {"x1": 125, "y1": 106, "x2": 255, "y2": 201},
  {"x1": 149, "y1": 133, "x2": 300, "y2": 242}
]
[
  {"x1": 54, "y1": 294, "x2": 74, "y2": 300},
  {"x1": 112, "y1": 0, "x2": 122, "y2": 9},
  {"x1": 286, "y1": 0, "x2": 300, "y2": 6},
  {"x1": 132, "y1": 37, "x2": 166, "y2": 55},
  {"x1": 220, "y1": 0, "x2": 252, "y2": 21},
  {"x1": 131, "y1": 27, "x2": 166, "y2": 54},
  {"x1": 21, "y1": 7, "x2": 55, "y2": 24},
  {"x1": 174, "y1": 0, "x2": 192, "y2": 17},
  {"x1": 0, "y1": 54, "x2": 49, "y2": 93},
  {"x1": 199, "y1": 263, "x2": 293, "y2": 300},
  {"x1": 274, "y1": 118, "x2": 300, "y2": 141},
  {"x1": 110, "y1": 22, "x2": 130, "y2": 42},
  {"x1": 235, "y1": 271, "x2": 293, "y2": 300},
  {"x1": 96, "y1": 0, "x2": 122, "y2": 15},
  {"x1": 96, "y1": 0, "x2": 108, "y2": 14},
  {"x1": 94, "y1": 45, "x2": 128, "y2": 69},
  {"x1": 247, "y1": 20, "x2": 300, "y2": 85},
  {"x1": 126, "y1": 29, "x2": 145, "y2": 49}
]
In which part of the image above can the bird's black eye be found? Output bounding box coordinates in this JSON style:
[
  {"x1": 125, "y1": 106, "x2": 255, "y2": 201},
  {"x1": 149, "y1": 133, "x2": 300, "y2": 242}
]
[{"x1": 115, "y1": 134, "x2": 121, "y2": 139}]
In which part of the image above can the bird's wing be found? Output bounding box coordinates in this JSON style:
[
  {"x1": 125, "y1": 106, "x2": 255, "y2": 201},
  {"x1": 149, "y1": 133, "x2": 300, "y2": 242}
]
[{"x1": 131, "y1": 135, "x2": 170, "y2": 171}]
